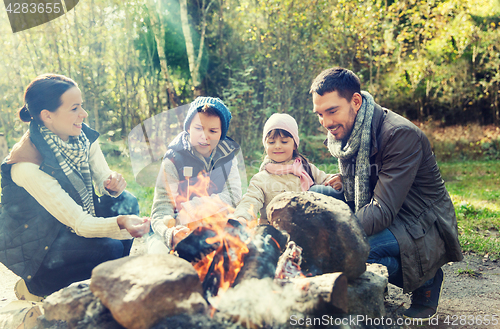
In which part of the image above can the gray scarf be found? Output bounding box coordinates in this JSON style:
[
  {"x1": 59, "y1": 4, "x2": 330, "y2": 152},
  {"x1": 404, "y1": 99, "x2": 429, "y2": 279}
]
[
  {"x1": 39, "y1": 125, "x2": 95, "y2": 216},
  {"x1": 327, "y1": 91, "x2": 375, "y2": 212}
]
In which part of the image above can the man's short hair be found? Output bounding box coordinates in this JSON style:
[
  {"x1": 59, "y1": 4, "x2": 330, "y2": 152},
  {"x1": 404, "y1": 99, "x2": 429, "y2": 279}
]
[{"x1": 309, "y1": 67, "x2": 361, "y2": 101}]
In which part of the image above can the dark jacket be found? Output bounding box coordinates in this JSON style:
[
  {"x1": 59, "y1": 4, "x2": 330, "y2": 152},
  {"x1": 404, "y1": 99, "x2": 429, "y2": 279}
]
[
  {"x1": 0, "y1": 122, "x2": 99, "y2": 282},
  {"x1": 165, "y1": 132, "x2": 241, "y2": 209},
  {"x1": 355, "y1": 104, "x2": 463, "y2": 293}
]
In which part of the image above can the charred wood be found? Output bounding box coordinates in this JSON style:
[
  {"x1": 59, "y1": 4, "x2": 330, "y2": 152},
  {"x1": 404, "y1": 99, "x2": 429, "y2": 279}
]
[
  {"x1": 287, "y1": 272, "x2": 348, "y2": 314},
  {"x1": 233, "y1": 225, "x2": 288, "y2": 286},
  {"x1": 174, "y1": 226, "x2": 220, "y2": 263}
]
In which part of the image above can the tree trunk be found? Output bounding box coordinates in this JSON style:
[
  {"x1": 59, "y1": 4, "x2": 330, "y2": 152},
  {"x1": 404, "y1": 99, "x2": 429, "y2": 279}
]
[
  {"x1": 179, "y1": 0, "x2": 212, "y2": 96},
  {"x1": 147, "y1": 0, "x2": 184, "y2": 126}
]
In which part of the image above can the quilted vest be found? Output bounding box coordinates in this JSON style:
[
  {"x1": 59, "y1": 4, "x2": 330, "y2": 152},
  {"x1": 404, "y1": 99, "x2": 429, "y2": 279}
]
[
  {"x1": 164, "y1": 133, "x2": 240, "y2": 210},
  {"x1": 0, "y1": 123, "x2": 99, "y2": 282}
]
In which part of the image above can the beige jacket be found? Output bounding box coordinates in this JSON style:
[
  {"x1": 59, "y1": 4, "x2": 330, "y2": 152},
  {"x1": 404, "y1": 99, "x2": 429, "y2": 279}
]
[{"x1": 232, "y1": 156, "x2": 334, "y2": 222}]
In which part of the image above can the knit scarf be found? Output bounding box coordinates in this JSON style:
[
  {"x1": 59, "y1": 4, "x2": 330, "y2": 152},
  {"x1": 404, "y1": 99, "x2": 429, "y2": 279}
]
[
  {"x1": 327, "y1": 91, "x2": 375, "y2": 212},
  {"x1": 39, "y1": 125, "x2": 95, "y2": 216},
  {"x1": 265, "y1": 157, "x2": 314, "y2": 191}
]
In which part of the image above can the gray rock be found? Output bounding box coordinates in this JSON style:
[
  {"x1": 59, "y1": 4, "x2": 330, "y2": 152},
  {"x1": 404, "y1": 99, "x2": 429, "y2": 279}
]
[
  {"x1": 43, "y1": 280, "x2": 95, "y2": 324},
  {"x1": 39, "y1": 280, "x2": 130, "y2": 329},
  {"x1": 90, "y1": 254, "x2": 207, "y2": 329},
  {"x1": 347, "y1": 263, "x2": 389, "y2": 318},
  {"x1": 0, "y1": 300, "x2": 43, "y2": 329},
  {"x1": 267, "y1": 192, "x2": 370, "y2": 280}
]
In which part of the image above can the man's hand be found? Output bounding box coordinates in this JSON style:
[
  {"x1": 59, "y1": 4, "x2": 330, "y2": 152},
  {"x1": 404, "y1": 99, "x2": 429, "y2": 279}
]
[
  {"x1": 104, "y1": 172, "x2": 127, "y2": 195},
  {"x1": 324, "y1": 174, "x2": 343, "y2": 191},
  {"x1": 117, "y1": 215, "x2": 150, "y2": 238}
]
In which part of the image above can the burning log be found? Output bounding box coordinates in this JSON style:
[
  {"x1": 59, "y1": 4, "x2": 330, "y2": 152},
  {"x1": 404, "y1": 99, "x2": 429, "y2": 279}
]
[
  {"x1": 275, "y1": 241, "x2": 303, "y2": 280},
  {"x1": 174, "y1": 219, "x2": 251, "y2": 299},
  {"x1": 174, "y1": 226, "x2": 220, "y2": 263},
  {"x1": 233, "y1": 225, "x2": 288, "y2": 285},
  {"x1": 176, "y1": 221, "x2": 289, "y2": 299}
]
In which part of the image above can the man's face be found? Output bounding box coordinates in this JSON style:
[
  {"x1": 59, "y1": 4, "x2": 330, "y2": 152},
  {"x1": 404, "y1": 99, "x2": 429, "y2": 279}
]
[{"x1": 312, "y1": 90, "x2": 362, "y2": 141}]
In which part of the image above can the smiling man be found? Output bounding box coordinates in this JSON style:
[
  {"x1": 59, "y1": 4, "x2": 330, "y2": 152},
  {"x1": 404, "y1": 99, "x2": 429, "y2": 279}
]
[{"x1": 310, "y1": 67, "x2": 463, "y2": 321}]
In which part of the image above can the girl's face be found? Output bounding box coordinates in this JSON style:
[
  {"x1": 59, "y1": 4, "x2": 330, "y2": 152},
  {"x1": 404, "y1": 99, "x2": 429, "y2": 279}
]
[
  {"x1": 265, "y1": 133, "x2": 296, "y2": 163},
  {"x1": 41, "y1": 87, "x2": 88, "y2": 141},
  {"x1": 188, "y1": 112, "x2": 222, "y2": 157}
]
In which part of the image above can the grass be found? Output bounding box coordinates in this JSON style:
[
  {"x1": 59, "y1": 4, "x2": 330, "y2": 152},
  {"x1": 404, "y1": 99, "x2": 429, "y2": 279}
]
[
  {"x1": 104, "y1": 149, "x2": 155, "y2": 218},
  {"x1": 440, "y1": 161, "x2": 500, "y2": 259},
  {"x1": 456, "y1": 266, "x2": 481, "y2": 277},
  {"x1": 101, "y1": 142, "x2": 154, "y2": 217}
]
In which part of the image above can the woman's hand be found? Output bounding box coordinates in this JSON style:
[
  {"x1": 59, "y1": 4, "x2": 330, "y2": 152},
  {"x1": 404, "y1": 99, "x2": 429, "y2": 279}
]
[
  {"x1": 324, "y1": 174, "x2": 343, "y2": 191},
  {"x1": 172, "y1": 226, "x2": 190, "y2": 246},
  {"x1": 117, "y1": 215, "x2": 150, "y2": 238},
  {"x1": 105, "y1": 172, "x2": 127, "y2": 196}
]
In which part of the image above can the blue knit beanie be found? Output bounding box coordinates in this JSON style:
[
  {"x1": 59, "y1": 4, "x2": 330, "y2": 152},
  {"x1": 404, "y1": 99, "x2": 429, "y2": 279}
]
[{"x1": 183, "y1": 97, "x2": 232, "y2": 140}]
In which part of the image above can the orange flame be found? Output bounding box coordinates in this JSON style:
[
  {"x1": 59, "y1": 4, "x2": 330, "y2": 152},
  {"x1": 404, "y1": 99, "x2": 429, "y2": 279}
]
[{"x1": 174, "y1": 170, "x2": 251, "y2": 294}]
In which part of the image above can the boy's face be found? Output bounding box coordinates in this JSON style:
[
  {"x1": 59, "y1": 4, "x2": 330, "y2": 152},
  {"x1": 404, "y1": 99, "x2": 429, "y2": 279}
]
[{"x1": 188, "y1": 112, "x2": 222, "y2": 157}]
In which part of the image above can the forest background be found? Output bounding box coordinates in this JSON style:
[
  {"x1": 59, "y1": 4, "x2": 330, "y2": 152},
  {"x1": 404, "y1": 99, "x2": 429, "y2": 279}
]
[
  {"x1": 1, "y1": 0, "x2": 500, "y2": 257},
  {"x1": 1, "y1": 0, "x2": 500, "y2": 155}
]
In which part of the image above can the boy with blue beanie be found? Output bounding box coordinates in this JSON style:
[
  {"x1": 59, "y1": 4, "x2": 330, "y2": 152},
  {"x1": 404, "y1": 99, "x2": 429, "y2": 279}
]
[{"x1": 148, "y1": 97, "x2": 242, "y2": 253}]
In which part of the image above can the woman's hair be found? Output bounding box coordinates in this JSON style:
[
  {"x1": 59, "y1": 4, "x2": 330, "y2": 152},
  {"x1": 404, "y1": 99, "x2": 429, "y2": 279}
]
[
  {"x1": 18, "y1": 74, "x2": 78, "y2": 123},
  {"x1": 264, "y1": 128, "x2": 313, "y2": 178}
]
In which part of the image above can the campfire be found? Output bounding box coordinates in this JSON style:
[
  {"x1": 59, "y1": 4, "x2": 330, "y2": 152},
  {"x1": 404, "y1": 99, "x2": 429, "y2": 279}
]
[
  {"x1": 161, "y1": 171, "x2": 350, "y2": 328},
  {"x1": 171, "y1": 171, "x2": 289, "y2": 299},
  {"x1": 39, "y1": 175, "x2": 381, "y2": 329}
]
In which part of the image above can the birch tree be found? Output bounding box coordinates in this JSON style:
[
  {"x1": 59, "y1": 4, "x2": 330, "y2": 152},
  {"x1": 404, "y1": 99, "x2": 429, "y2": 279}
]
[
  {"x1": 179, "y1": 0, "x2": 214, "y2": 96},
  {"x1": 146, "y1": 0, "x2": 181, "y2": 111}
]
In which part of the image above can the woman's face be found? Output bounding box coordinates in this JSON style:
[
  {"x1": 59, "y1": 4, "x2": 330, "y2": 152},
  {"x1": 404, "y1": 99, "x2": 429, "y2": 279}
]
[{"x1": 42, "y1": 87, "x2": 88, "y2": 141}]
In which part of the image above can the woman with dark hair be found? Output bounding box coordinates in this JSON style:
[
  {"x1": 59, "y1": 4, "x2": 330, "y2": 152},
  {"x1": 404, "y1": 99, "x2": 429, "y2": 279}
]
[{"x1": 0, "y1": 74, "x2": 150, "y2": 301}]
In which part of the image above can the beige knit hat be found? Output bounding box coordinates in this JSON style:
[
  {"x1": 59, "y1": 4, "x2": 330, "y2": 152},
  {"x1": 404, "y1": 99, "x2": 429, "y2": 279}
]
[{"x1": 262, "y1": 113, "x2": 300, "y2": 148}]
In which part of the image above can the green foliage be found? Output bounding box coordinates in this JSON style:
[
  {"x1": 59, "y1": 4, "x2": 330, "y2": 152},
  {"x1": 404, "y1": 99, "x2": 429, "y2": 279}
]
[{"x1": 1, "y1": 0, "x2": 500, "y2": 156}]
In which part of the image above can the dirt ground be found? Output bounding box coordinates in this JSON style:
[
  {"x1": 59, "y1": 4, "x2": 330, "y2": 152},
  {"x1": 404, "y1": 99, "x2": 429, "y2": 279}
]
[
  {"x1": 384, "y1": 252, "x2": 500, "y2": 328},
  {"x1": 1, "y1": 241, "x2": 499, "y2": 328}
]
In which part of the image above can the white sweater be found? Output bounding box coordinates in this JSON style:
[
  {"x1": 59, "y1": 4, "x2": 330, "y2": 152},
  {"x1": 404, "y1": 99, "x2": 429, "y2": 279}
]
[{"x1": 11, "y1": 142, "x2": 132, "y2": 240}]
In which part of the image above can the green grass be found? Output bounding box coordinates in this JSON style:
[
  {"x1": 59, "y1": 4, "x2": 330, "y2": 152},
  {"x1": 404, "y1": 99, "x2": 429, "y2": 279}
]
[
  {"x1": 105, "y1": 152, "x2": 155, "y2": 218},
  {"x1": 440, "y1": 161, "x2": 500, "y2": 259},
  {"x1": 456, "y1": 266, "x2": 481, "y2": 277}
]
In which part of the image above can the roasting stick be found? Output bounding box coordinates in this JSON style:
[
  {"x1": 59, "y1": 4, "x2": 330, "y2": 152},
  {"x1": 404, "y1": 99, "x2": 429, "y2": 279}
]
[{"x1": 183, "y1": 167, "x2": 193, "y2": 199}]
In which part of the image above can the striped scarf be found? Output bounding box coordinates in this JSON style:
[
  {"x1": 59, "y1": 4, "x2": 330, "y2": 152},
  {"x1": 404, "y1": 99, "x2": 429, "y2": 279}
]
[
  {"x1": 39, "y1": 125, "x2": 95, "y2": 216},
  {"x1": 327, "y1": 91, "x2": 375, "y2": 212}
]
